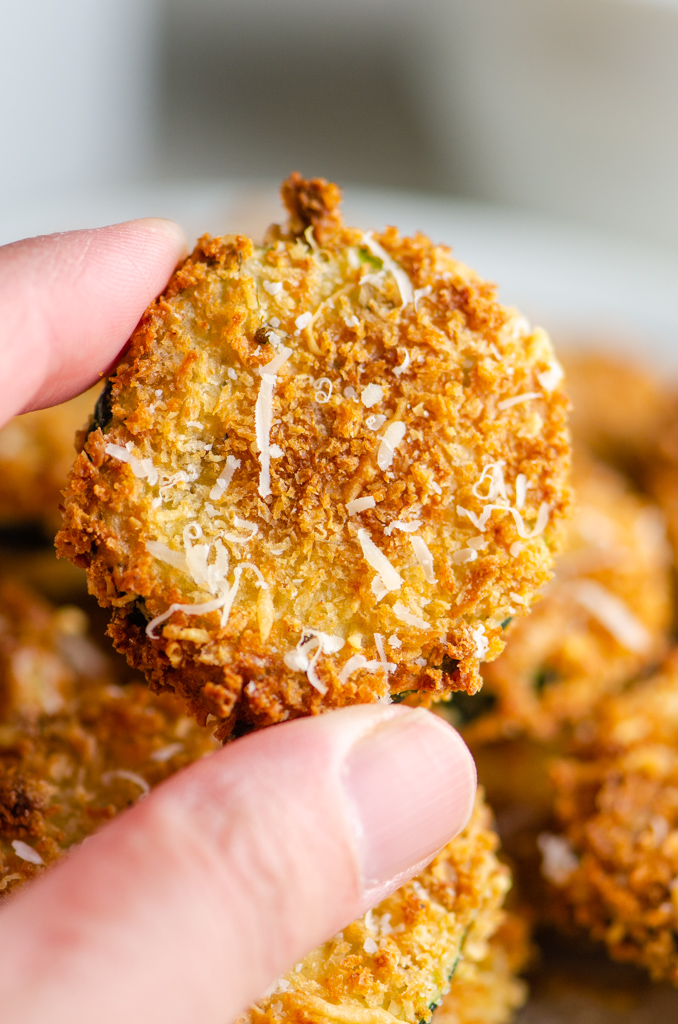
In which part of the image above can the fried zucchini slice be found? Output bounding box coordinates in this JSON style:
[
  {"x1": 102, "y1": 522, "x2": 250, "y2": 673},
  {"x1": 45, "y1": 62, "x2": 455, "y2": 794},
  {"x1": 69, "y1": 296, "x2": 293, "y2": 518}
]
[
  {"x1": 543, "y1": 651, "x2": 678, "y2": 983},
  {"x1": 463, "y1": 455, "x2": 671, "y2": 742},
  {"x1": 239, "y1": 789, "x2": 515, "y2": 1024},
  {"x1": 57, "y1": 174, "x2": 571, "y2": 738},
  {"x1": 0, "y1": 580, "x2": 218, "y2": 896}
]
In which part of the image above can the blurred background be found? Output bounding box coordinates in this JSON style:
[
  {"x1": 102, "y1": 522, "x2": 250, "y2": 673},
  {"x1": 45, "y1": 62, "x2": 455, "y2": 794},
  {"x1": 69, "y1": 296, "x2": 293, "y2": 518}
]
[
  {"x1": 3, "y1": 0, "x2": 678, "y2": 249},
  {"x1": 3, "y1": 0, "x2": 678, "y2": 352}
]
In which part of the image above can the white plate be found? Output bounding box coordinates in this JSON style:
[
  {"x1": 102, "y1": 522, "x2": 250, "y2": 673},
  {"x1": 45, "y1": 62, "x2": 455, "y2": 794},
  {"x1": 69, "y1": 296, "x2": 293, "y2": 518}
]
[{"x1": 2, "y1": 179, "x2": 678, "y2": 370}]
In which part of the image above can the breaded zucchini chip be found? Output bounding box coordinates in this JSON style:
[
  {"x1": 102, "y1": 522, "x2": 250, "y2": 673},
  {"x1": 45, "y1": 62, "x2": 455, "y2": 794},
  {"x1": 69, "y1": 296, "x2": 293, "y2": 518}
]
[
  {"x1": 432, "y1": 912, "x2": 531, "y2": 1024},
  {"x1": 542, "y1": 651, "x2": 678, "y2": 983},
  {"x1": 0, "y1": 387, "x2": 100, "y2": 536},
  {"x1": 463, "y1": 455, "x2": 671, "y2": 742},
  {"x1": 58, "y1": 174, "x2": 571, "y2": 737},
  {"x1": 0, "y1": 580, "x2": 218, "y2": 896},
  {"x1": 239, "y1": 789, "x2": 514, "y2": 1024}
]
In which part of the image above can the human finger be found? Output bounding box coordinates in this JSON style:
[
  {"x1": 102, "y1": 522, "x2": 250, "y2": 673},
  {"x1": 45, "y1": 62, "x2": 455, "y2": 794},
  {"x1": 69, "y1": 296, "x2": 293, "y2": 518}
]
[
  {"x1": 0, "y1": 218, "x2": 187, "y2": 424},
  {"x1": 0, "y1": 704, "x2": 476, "y2": 1024}
]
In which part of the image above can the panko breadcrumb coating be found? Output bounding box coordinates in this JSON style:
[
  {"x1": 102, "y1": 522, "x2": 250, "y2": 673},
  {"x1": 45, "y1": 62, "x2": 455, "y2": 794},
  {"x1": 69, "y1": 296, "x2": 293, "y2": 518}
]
[
  {"x1": 0, "y1": 581, "x2": 527, "y2": 1024},
  {"x1": 543, "y1": 651, "x2": 678, "y2": 983},
  {"x1": 57, "y1": 174, "x2": 571, "y2": 738},
  {"x1": 0, "y1": 580, "x2": 218, "y2": 896},
  {"x1": 432, "y1": 913, "x2": 531, "y2": 1024},
  {"x1": 239, "y1": 789, "x2": 516, "y2": 1024},
  {"x1": 461, "y1": 455, "x2": 671, "y2": 743},
  {"x1": 0, "y1": 387, "x2": 101, "y2": 536}
]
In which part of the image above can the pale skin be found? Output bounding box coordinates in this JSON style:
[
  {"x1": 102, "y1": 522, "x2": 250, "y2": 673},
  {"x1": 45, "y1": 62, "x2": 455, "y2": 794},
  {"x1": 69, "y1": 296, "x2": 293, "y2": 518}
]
[{"x1": 0, "y1": 220, "x2": 478, "y2": 1024}]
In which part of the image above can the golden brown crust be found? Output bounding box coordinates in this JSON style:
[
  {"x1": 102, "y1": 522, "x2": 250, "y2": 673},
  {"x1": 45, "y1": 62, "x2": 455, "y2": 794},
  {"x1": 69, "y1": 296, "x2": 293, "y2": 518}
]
[
  {"x1": 0, "y1": 580, "x2": 218, "y2": 896},
  {"x1": 57, "y1": 177, "x2": 571, "y2": 735},
  {"x1": 463, "y1": 455, "x2": 672, "y2": 743},
  {"x1": 432, "y1": 912, "x2": 531, "y2": 1024},
  {"x1": 541, "y1": 651, "x2": 678, "y2": 982},
  {"x1": 239, "y1": 790, "x2": 514, "y2": 1024},
  {"x1": 280, "y1": 172, "x2": 344, "y2": 245}
]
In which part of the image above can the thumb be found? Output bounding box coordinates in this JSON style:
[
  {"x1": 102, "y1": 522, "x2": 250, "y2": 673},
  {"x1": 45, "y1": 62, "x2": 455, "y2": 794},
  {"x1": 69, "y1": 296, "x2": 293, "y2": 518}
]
[{"x1": 0, "y1": 704, "x2": 476, "y2": 1024}]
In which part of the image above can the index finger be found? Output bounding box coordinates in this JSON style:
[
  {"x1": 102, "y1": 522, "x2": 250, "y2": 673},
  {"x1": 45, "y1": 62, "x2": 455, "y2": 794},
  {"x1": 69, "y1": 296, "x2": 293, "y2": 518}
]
[{"x1": 0, "y1": 218, "x2": 187, "y2": 425}]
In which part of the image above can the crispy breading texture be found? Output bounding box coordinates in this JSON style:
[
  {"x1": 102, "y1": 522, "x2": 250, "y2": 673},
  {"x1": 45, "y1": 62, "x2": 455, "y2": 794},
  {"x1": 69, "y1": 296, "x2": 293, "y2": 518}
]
[
  {"x1": 238, "y1": 789, "x2": 513, "y2": 1024},
  {"x1": 57, "y1": 174, "x2": 571, "y2": 738},
  {"x1": 0, "y1": 387, "x2": 101, "y2": 535},
  {"x1": 543, "y1": 651, "x2": 678, "y2": 983},
  {"x1": 462, "y1": 455, "x2": 672, "y2": 743},
  {"x1": 0, "y1": 588, "x2": 525, "y2": 1024},
  {"x1": 0, "y1": 580, "x2": 218, "y2": 896},
  {"x1": 432, "y1": 913, "x2": 531, "y2": 1024}
]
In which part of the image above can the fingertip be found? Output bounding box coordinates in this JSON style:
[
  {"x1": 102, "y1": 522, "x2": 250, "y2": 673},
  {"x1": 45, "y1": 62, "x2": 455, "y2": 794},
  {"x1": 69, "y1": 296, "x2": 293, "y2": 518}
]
[{"x1": 124, "y1": 217, "x2": 189, "y2": 260}]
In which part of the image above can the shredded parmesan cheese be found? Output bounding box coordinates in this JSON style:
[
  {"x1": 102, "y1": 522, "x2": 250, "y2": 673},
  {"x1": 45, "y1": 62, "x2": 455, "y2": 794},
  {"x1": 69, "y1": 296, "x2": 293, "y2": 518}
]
[
  {"x1": 361, "y1": 383, "x2": 384, "y2": 408},
  {"x1": 314, "y1": 377, "x2": 333, "y2": 404},
  {"x1": 377, "y1": 421, "x2": 406, "y2": 471},
  {"x1": 410, "y1": 535, "x2": 435, "y2": 583},
  {"x1": 373, "y1": 632, "x2": 395, "y2": 674},
  {"x1": 361, "y1": 232, "x2": 414, "y2": 308},
  {"x1": 537, "y1": 361, "x2": 564, "y2": 392},
  {"x1": 294, "y1": 312, "x2": 312, "y2": 332},
  {"x1": 384, "y1": 519, "x2": 421, "y2": 536},
  {"x1": 105, "y1": 442, "x2": 158, "y2": 486},
  {"x1": 392, "y1": 601, "x2": 429, "y2": 630},
  {"x1": 146, "y1": 596, "x2": 227, "y2": 639},
  {"x1": 150, "y1": 743, "x2": 183, "y2": 762},
  {"x1": 472, "y1": 461, "x2": 508, "y2": 503},
  {"x1": 365, "y1": 413, "x2": 387, "y2": 431},
  {"x1": 497, "y1": 392, "x2": 540, "y2": 411},
  {"x1": 393, "y1": 349, "x2": 410, "y2": 376},
  {"x1": 263, "y1": 280, "x2": 283, "y2": 296},
  {"x1": 11, "y1": 840, "x2": 43, "y2": 865},
  {"x1": 338, "y1": 653, "x2": 393, "y2": 683},
  {"x1": 515, "y1": 473, "x2": 528, "y2": 509},
  {"x1": 537, "y1": 833, "x2": 579, "y2": 885},
  {"x1": 102, "y1": 769, "x2": 150, "y2": 797},
  {"x1": 255, "y1": 346, "x2": 292, "y2": 498},
  {"x1": 388, "y1": 634, "x2": 401, "y2": 648},
  {"x1": 209, "y1": 454, "x2": 241, "y2": 501},
  {"x1": 283, "y1": 630, "x2": 345, "y2": 694},
  {"x1": 347, "y1": 496, "x2": 376, "y2": 515},
  {"x1": 571, "y1": 580, "x2": 652, "y2": 653},
  {"x1": 413, "y1": 284, "x2": 432, "y2": 311},
  {"x1": 147, "y1": 541, "x2": 189, "y2": 573},
  {"x1": 357, "y1": 529, "x2": 404, "y2": 592},
  {"x1": 221, "y1": 516, "x2": 259, "y2": 544},
  {"x1": 457, "y1": 501, "x2": 551, "y2": 539},
  {"x1": 471, "y1": 624, "x2": 489, "y2": 658},
  {"x1": 452, "y1": 548, "x2": 478, "y2": 564}
]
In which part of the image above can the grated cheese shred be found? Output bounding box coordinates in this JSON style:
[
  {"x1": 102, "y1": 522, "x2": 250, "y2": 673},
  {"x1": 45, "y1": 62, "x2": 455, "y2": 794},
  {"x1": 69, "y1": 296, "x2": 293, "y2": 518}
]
[
  {"x1": 571, "y1": 579, "x2": 652, "y2": 654},
  {"x1": 347, "y1": 496, "x2": 376, "y2": 515},
  {"x1": 410, "y1": 535, "x2": 436, "y2": 583},
  {"x1": 392, "y1": 601, "x2": 429, "y2": 630},
  {"x1": 357, "y1": 529, "x2": 403, "y2": 592},
  {"x1": 377, "y1": 421, "x2": 406, "y2": 471},
  {"x1": 255, "y1": 346, "x2": 292, "y2": 498},
  {"x1": 361, "y1": 233, "x2": 414, "y2": 308},
  {"x1": 209, "y1": 455, "x2": 241, "y2": 501},
  {"x1": 497, "y1": 392, "x2": 540, "y2": 411}
]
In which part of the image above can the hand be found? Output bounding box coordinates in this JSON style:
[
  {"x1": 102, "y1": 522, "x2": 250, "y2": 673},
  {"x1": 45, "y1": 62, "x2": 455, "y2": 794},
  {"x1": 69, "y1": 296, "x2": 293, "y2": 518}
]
[{"x1": 0, "y1": 222, "x2": 477, "y2": 1024}]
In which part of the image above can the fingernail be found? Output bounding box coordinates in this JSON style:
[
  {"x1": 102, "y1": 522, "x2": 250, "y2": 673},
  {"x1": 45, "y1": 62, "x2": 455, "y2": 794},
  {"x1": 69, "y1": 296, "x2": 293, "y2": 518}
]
[
  {"x1": 341, "y1": 708, "x2": 476, "y2": 891},
  {"x1": 132, "y1": 218, "x2": 189, "y2": 256}
]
